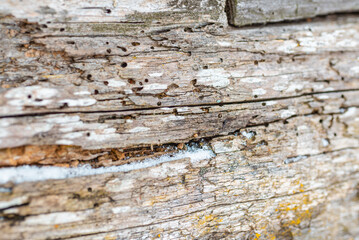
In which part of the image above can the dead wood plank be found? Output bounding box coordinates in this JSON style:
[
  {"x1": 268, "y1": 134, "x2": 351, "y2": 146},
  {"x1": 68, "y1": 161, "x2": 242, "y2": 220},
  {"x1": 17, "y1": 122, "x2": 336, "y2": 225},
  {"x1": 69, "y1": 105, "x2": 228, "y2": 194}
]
[
  {"x1": 0, "y1": 0, "x2": 227, "y2": 31},
  {"x1": 1, "y1": 112, "x2": 359, "y2": 238},
  {"x1": 1, "y1": 91, "x2": 358, "y2": 151},
  {"x1": 1, "y1": 15, "x2": 359, "y2": 151},
  {"x1": 227, "y1": 0, "x2": 359, "y2": 26}
]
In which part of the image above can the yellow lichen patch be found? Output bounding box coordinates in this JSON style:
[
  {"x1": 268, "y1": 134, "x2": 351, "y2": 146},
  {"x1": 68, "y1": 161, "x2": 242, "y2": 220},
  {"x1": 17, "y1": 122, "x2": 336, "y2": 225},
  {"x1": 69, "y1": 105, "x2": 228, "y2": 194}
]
[
  {"x1": 41, "y1": 74, "x2": 66, "y2": 79},
  {"x1": 104, "y1": 235, "x2": 117, "y2": 240},
  {"x1": 255, "y1": 193, "x2": 314, "y2": 239},
  {"x1": 187, "y1": 214, "x2": 224, "y2": 236}
]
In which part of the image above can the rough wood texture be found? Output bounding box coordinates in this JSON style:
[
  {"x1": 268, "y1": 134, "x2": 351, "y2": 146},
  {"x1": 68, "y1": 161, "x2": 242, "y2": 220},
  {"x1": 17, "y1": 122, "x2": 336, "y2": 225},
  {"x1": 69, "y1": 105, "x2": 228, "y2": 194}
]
[
  {"x1": 227, "y1": 0, "x2": 359, "y2": 26},
  {"x1": 1, "y1": 113, "x2": 359, "y2": 239},
  {"x1": 1, "y1": 1, "x2": 359, "y2": 239},
  {"x1": 1, "y1": 15, "x2": 359, "y2": 151}
]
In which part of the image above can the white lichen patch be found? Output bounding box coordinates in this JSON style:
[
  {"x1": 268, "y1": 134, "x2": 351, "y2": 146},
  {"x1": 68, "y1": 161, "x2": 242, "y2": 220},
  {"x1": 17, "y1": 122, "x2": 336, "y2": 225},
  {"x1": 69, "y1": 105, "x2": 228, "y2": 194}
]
[
  {"x1": 196, "y1": 68, "x2": 230, "y2": 89},
  {"x1": 0, "y1": 147, "x2": 215, "y2": 184}
]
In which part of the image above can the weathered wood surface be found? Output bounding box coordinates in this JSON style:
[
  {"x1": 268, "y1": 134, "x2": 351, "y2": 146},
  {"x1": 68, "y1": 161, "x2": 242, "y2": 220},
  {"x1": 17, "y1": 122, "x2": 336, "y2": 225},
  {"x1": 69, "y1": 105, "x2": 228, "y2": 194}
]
[
  {"x1": 1, "y1": 0, "x2": 359, "y2": 239},
  {"x1": 1, "y1": 113, "x2": 359, "y2": 239},
  {"x1": 1, "y1": 15, "x2": 359, "y2": 152},
  {"x1": 0, "y1": 0, "x2": 227, "y2": 27},
  {"x1": 227, "y1": 0, "x2": 359, "y2": 26}
]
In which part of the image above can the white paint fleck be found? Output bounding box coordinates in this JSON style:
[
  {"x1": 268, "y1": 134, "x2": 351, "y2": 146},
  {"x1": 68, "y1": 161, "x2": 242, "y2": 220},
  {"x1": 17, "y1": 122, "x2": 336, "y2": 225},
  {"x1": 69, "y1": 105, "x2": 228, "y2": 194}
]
[
  {"x1": 342, "y1": 107, "x2": 357, "y2": 118},
  {"x1": 25, "y1": 211, "x2": 90, "y2": 225},
  {"x1": 56, "y1": 140, "x2": 73, "y2": 145},
  {"x1": 106, "y1": 178, "x2": 134, "y2": 192},
  {"x1": 252, "y1": 88, "x2": 267, "y2": 96},
  {"x1": 241, "y1": 131, "x2": 255, "y2": 139},
  {"x1": 161, "y1": 115, "x2": 185, "y2": 122},
  {"x1": 317, "y1": 95, "x2": 329, "y2": 100},
  {"x1": 148, "y1": 72, "x2": 164, "y2": 77},
  {"x1": 273, "y1": 84, "x2": 287, "y2": 91},
  {"x1": 112, "y1": 206, "x2": 131, "y2": 214},
  {"x1": 74, "y1": 91, "x2": 91, "y2": 95},
  {"x1": 128, "y1": 127, "x2": 150, "y2": 133},
  {"x1": 350, "y1": 66, "x2": 359, "y2": 74},
  {"x1": 143, "y1": 83, "x2": 168, "y2": 91},
  {"x1": 266, "y1": 101, "x2": 277, "y2": 106},
  {"x1": 277, "y1": 40, "x2": 297, "y2": 53},
  {"x1": 62, "y1": 132, "x2": 83, "y2": 139},
  {"x1": 46, "y1": 116, "x2": 80, "y2": 124},
  {"x1": 240, "y1": 77, "x2": 263, "y2": 83},
  {"x1": 5, "y1": 86, "x2": 58, "y2": 99},
  {"x1": 177, "y1": 107, "x2": 190, "y2": 113},
  {"x1": 322, "y1": 139, "x2": 329, "y2": 147},
  {"x1": 0, "y1": 196, "x2": 28, "y2": 210},
  {"x1": 281, "y1": 109, "x2": 296, "y2": 118},
  {"x1": 196, "y1": 68, "x2": 230, "y2": 89},
  {"x1": 59, "y1": 98, "x2": 96, "y2": 107},
  {"x1": 217, "y1": 41, "x2": 232, "y2": 47},
  {"x1": 107, "y1": 79, "x2": 127, "y2": 87},
  {"x1": 285, "y1": 83, "x2": 304, "y2": 93}
]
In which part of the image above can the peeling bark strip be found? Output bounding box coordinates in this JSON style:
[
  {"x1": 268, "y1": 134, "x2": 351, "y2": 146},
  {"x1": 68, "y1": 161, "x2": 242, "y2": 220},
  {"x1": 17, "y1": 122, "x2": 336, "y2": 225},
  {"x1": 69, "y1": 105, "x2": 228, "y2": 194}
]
[
  {"x1": 1, "y1": 0, "x2": 359, "y2": 239},
  {"x1": 227, "y1": 0, "x2": 359, "y2": 26}
]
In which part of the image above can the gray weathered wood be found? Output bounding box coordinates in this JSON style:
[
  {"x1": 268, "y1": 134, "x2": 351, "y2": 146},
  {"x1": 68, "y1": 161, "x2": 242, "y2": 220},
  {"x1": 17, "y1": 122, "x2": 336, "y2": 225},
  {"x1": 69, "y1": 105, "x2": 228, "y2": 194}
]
[
  {"x1": 1, "y1": 15, "x2": 359, "y2": 152},
  {"x1": 227, "y1": 0, "x2": 359, "y2": 26}
]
